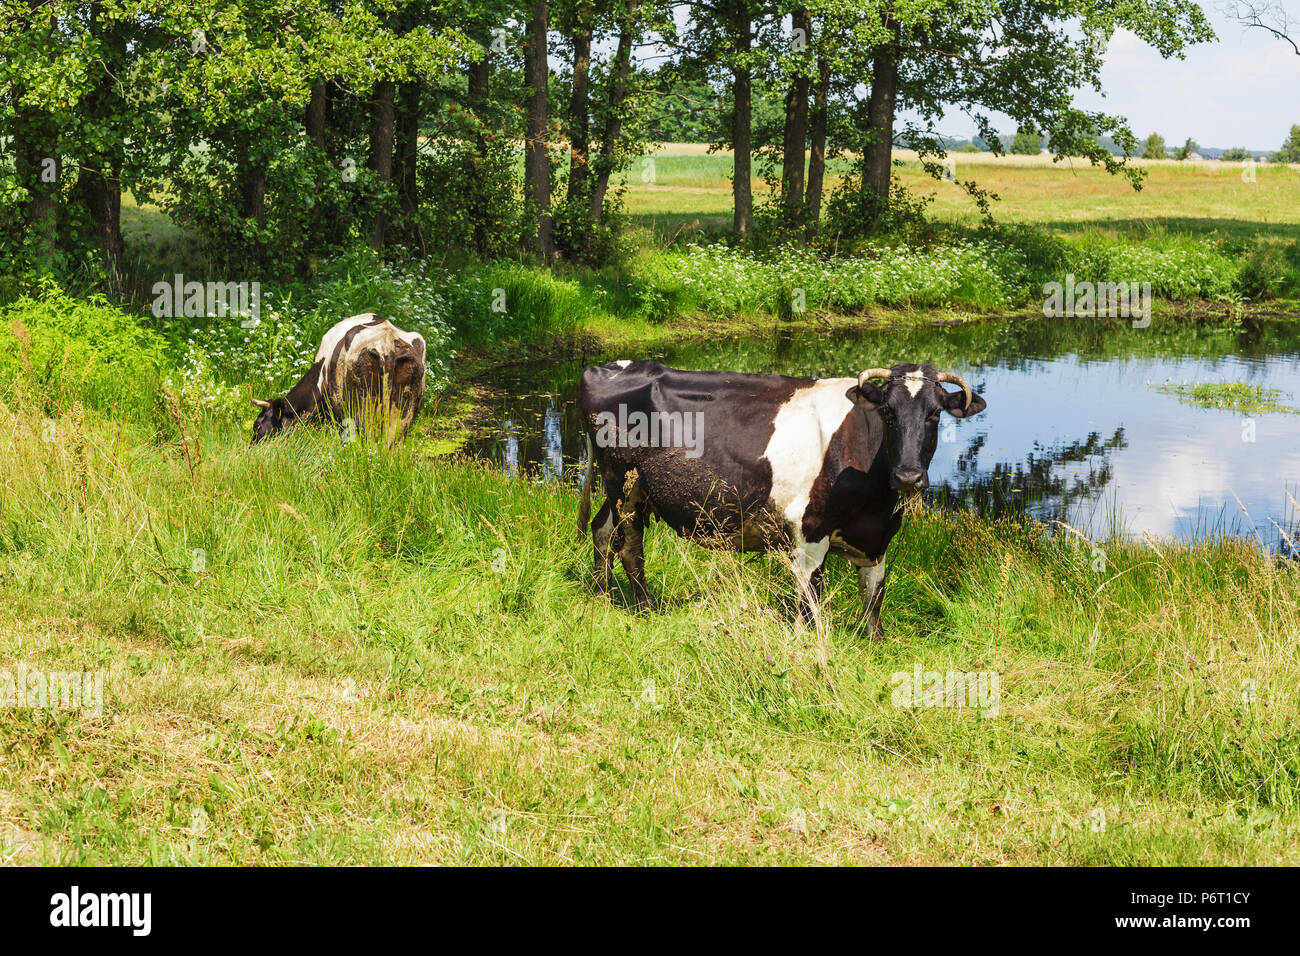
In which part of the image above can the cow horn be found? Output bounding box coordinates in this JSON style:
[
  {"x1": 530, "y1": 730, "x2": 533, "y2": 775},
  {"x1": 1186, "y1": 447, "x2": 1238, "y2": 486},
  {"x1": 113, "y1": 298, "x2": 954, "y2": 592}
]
[
  {"x1": 858, "y1": 367, "x2": 893, "y2": 388},
  {"x1": 251, "y1": 398, "x2": 271, "y2": 409},
  {"x1": 936, "y1": 371, "x2": 973, "y2": 409}
]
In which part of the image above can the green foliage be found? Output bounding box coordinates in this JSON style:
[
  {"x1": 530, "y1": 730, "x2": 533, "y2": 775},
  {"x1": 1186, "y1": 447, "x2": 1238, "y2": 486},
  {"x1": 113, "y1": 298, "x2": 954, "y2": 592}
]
[
  {"x1": 660, "y1": 238, "x2": 1029, "y2": 314},
  {"x1": 1010, "y1": 125, "x2": 1044, "y2": 155},
  {"x1": 0, "y1": 282, "x2": 167, "y2": 412},
  {"x1": 1220, "y1": 146, "x2": 1249, "y2": 161},
  {"x1": 1153, "y1": 381, "x2": 1299, "y2": 414},
  {"x1": 1276, "y1": 124, "x2": 1300, "y2": 164},
  {"x1": 1061, "y1": 230, "x2": 1239, "y2": 300},
  {"x1": 1142, "y1": 133, "x2": 1167, "y2": 159},
  {"x1": 1237, "y1": 238, "x2": 1300, "y2": 301},
  {"x1": 1174, "y1": 137, "x2": 1200, "y2": 160},
  {"x1": 414, "y1": 137, "x2": 526, "y2": 260}
]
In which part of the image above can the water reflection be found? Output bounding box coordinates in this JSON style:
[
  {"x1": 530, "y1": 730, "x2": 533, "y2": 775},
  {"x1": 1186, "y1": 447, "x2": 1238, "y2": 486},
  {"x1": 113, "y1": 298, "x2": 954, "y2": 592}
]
[
  {"x1": 503, "y1": 418, "x2": 519, "y2": 478},
  {"x1": 469, "y1": 317, "x2": 1300, "y2": 545},
  {"x1": 541, "y1": 401, "x2": 563, "y2": 482}
]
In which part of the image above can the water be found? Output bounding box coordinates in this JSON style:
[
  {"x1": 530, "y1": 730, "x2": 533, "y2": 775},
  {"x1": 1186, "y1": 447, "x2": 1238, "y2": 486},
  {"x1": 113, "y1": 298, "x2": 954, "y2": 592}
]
[{"x1": 468, "y1": 316, "x2": 1300, "y2": 547}]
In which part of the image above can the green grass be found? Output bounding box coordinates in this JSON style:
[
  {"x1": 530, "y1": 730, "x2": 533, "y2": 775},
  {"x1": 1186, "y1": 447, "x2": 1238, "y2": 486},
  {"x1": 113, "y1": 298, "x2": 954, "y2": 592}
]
[
  {"x1": 4, "y1": 152, "x2": 1300, "y2": 865},
  {"x1": 1154, "y1": 381, "x2": 1300, "y2": 414},
  {"x1": 2, "y1": 391, "x2": 1299, "y2": 865},
  {"x1": 617, "y1": 150, "x2": 1300, "y2": 244}
]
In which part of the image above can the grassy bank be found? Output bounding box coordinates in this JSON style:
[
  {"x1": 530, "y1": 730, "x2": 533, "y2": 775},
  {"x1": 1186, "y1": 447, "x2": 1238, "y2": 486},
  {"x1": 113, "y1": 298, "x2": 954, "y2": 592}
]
[
  {"x1": 4, "y1": 152, "x2": 1300, "y2": 866},
  {"x1": 2, "y1": 400, "x2": 1299, "y2": 864}
]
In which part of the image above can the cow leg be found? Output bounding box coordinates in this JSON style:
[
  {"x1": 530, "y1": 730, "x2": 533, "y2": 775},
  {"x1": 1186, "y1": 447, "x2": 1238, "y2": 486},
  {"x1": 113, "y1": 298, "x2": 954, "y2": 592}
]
[
  {"x1": 617, "y1": 500, "x2": 650, "y2": 610},
  {"x1": 857, "y1": 560, "x2": 888, "y2": 639},
  {"x1": 789, "y1": 542, "x2": 829, "y2": 627},
  {"x1": 591, "y1": 498, "x2": 618, "y2": 594}
]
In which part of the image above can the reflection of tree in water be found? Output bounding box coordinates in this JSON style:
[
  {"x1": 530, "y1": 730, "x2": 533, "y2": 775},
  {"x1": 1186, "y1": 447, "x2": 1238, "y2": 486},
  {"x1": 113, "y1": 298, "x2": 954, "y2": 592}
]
[{"x1": 929, "y1": 428, "x2": 1127, "y2": 525}]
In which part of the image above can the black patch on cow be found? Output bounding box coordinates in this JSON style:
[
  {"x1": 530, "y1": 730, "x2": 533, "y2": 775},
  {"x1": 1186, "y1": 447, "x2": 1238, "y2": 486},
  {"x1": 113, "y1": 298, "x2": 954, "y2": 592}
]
[{"x1": 580, "y1": 360, "x2": 803, "y2": 550}]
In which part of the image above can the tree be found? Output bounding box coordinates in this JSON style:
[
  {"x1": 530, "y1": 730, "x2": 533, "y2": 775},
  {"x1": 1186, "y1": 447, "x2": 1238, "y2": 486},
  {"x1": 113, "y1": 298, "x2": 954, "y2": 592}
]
[
  {"x1": 1223, "y1": 1, "x2": 1300, "y2": 55},
  {"x1": 523, "y1": 0, "x2": 554, "y2": 262},
  {"x1": 1174, "y1": 137, "x2": 1200, "y2": 159},
  {"x1": 1010, "y1": 124, "x2": 1042, "y2": 155},
  {"x1": 1142, "y1": 133, "x2": 1167, "y2": 159},
  {"x1": 1275, "y1": 124, "x2": 1300, "y2": 163},
  {"x1": 779, "y1": 7, "x2": 813, "y2": 226},
  {"x1": 1220, "y1": 145, "x2": 1249, "y2": 161},
  {"x1": 828, "y1": 0, "x2": 1214, "y2": 235}
]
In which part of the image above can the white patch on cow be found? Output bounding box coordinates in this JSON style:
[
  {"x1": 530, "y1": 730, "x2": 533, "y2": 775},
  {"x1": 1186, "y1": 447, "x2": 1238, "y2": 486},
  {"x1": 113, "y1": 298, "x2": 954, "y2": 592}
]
[
  {"x1": 614, "y1": 359, "x2": 631, "y2": 369},
  {"x1": 313, "y1": 314, "x2": 425, "y2": 403},
  {"x1": 791, "y1": 538, "x2": 830, "y2": 582},
  {"x1": 903, "y1": 369, "x2": 926, "y2": 397},
  {"x1": 858, "y1": 561, "x2": 885, "y2": 599},
  {"x1": 593, "y1": 507, "x2": 615, "y2": 552},
  {"x1": 761, "y1": 377, "x2": 855, "y2": 550}
]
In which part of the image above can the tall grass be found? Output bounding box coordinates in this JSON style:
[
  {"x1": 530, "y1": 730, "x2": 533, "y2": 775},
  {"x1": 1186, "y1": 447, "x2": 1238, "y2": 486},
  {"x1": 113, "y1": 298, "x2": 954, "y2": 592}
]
[{"x1": 2, "y1": 392, "x2": 1298, "y2": 864}]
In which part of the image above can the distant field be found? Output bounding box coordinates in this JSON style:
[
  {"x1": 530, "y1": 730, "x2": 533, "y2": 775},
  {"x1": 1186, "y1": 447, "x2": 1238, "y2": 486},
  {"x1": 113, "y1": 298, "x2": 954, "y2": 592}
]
[{"x1": 621, "y1": 145, "x2": 1300, "y2": 242}]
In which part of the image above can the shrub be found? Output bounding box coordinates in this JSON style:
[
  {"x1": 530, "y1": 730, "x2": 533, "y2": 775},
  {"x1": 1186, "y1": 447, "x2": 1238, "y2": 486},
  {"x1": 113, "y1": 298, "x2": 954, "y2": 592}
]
[
  {"x1": 1238, "y1": 238, "x2": 1298, "y2": 301},
  {"x1": 0, "y1": 282, "x2": 167, "y2": 413}
]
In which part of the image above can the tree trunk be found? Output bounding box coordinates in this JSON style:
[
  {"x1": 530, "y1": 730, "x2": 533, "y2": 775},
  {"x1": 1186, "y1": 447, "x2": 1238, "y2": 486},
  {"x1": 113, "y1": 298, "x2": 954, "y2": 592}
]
[
  {"x1": 74, "y1": 8, "x2": 126, "y2": 285},
  {"x1": 14, "y1": 0, "x2": 57, "y2": 265},
  {"x1": 78, "y1": 168, "x2": 125, "y2": 288},
  {"x1": 805, "y1": 56, "x2": 829, "y2": 230},
  {"x1": 589, "y1": 0, "x2": 638, "y2": 223},
  {"x1": 14, "y1": 122, "x2": 58, "y2": 265},
  {"x1": 468, "y1": 34, "x2": 491, "y2": 254},
  {"x1": 368, "y1": 78, "x2": 396, "y2": 251},
  {"x1": 566, "y1": 17, "x2": 593, "y2": 206},
  {"x1": 730, "y1": 2, "x2": 752, "y2": 237},
  {"x1": 524, "y1": 0, "x2": 553, "y2": 262},
  {"x1": 396, "y1": 81, "x2": 420, "y2": 219},
  {"x1": 306, "y1": 81, "x2": 327, "y2": 150},
  {"x1": 235, "y1": 127, "x2": 267, "y2": 267},
  {"x1": 780, "y1": 8, "x2": 811, "y2": 226},
  {"x1": 862, "y1": 21, "x2": 900, "y2": 224}
]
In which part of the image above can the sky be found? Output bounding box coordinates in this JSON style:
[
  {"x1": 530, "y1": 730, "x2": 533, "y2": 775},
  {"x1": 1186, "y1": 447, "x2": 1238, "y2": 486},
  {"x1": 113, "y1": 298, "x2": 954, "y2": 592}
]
[{"x1": 933, "y1": 6, "x2": 1300, "y2": 150}]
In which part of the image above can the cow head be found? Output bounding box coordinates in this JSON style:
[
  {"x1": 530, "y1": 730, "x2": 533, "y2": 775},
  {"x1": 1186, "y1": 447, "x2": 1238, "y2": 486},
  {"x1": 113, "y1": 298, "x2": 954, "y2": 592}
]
[
  {"x1": 249, "y1": 397, "x2": 290, "y2": 446},
  {"x1": 846, "y1": 363, "x2": 986, "y2": 494}
]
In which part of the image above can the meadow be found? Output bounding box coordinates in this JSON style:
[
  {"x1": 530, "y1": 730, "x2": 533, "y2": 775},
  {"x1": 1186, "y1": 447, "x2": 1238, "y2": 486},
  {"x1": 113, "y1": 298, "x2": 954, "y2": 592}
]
[
  {"x1": 623, "y1": 147, "x2": 1300, "y2": 246},
  {"x1": 3, "y1": 151, "x2": 1300, "y2": 865}
]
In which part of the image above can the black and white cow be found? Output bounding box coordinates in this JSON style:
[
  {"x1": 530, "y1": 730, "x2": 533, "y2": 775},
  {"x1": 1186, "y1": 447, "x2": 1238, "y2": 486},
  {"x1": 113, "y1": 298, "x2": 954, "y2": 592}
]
[
  {"x1": 577, "y1": 360, "x2": 986, "y2": 636},
  {"x1": 250, "y1": 313, "x2": 426, "y2": 445}
]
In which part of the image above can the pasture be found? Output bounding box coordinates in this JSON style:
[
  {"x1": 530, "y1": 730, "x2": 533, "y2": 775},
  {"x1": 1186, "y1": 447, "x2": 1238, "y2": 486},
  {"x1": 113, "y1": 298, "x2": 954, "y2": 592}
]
[
  {"x1": 622, "y1": 146, "x2": 1300, "y2": 247},
  {"x1": 3, "y1": 153, "x2": 1300, "y2": 866},
  {"x1": 3, "y1": 404, "x2": 1299, "y2": 865}
]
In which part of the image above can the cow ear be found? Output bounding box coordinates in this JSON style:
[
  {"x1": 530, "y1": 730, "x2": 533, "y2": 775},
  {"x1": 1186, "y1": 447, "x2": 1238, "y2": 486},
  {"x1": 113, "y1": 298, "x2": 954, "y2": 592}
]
[
  {"x1": 941, "y1": 388, "x2": 987, "y2": 419},
  {"x1": 846, "y1": 383, "x2": 885, "y2": 410}
]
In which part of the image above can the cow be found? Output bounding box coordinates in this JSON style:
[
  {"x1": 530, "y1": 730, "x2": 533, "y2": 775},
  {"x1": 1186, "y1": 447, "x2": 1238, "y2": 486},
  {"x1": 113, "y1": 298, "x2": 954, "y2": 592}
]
[
  {"x1": 576, "y1": 360, "x2": 986, "y2": 638},
  {"x1": 249, "y1": 313, "x2": 426, "y2": 446}
]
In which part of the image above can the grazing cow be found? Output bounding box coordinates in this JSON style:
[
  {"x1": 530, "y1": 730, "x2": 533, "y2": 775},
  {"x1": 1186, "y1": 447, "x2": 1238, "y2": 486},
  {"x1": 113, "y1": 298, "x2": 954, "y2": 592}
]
[
  {"x1": 577, "y1": 360, "x2": 986, "y2": 637},
  {"x1": 250, "y1": 313, "x2": 426, "y2": 445}
]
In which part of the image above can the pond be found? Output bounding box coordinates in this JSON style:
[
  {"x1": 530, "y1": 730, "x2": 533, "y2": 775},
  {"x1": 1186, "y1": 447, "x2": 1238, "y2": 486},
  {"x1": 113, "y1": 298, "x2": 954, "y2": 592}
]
[{"x1": 468, "y1": 316, "x2": 1300, "y2": 548}]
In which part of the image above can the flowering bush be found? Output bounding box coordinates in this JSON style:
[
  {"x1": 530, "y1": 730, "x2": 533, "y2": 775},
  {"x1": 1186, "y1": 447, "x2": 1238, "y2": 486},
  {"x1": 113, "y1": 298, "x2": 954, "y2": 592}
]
[{"x1": 666, "y1": 239, "x2": 1030, "y2": 314}]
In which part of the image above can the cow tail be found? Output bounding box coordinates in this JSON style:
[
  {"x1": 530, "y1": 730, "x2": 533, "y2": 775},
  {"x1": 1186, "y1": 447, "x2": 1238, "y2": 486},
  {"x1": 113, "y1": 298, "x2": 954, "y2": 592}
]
[{"x1": 578, "y1": 433, "x2": 594, "y2": 540}]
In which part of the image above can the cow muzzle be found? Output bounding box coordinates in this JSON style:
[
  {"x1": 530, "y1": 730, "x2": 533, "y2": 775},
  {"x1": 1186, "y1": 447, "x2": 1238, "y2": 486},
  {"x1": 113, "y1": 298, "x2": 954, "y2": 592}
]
[{"x1": 891, "y1": 467, "x2": 928, "y2": 494}]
